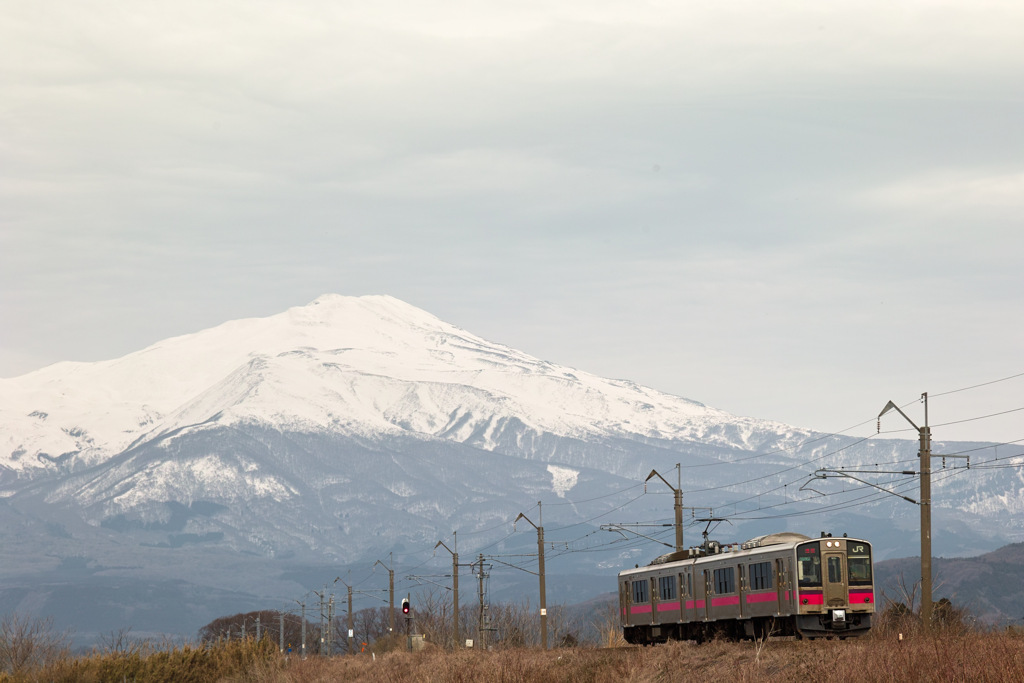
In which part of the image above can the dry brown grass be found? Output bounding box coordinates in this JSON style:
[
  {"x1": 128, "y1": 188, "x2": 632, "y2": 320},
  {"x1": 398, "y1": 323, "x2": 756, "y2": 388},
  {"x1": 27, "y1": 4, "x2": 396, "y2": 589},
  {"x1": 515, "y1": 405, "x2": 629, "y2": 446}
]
[
  {"x1": 231, "y1": 629, "x2": 1024, "y2": 683},
  {"x1": 4, "y1": 629, "x2": 1024, "y2": 682}
]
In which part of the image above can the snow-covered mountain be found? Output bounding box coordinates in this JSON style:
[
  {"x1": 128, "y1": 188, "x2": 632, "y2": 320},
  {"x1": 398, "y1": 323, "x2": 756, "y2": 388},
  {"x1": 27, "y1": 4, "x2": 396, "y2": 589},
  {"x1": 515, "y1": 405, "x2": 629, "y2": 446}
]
[
  {"x1": 1, "y1": 294, "x2": 793, "y2": 477},
  {"x1": 1, "y1": 294, "x2": 1020, "y2": 642}
]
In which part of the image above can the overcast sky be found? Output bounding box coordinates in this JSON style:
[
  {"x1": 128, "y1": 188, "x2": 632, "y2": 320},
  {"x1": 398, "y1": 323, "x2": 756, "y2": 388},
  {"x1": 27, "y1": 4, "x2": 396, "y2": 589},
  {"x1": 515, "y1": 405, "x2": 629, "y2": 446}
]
[{"x1": 3, "y1": 1, "x2": 1022, "y2": 444}]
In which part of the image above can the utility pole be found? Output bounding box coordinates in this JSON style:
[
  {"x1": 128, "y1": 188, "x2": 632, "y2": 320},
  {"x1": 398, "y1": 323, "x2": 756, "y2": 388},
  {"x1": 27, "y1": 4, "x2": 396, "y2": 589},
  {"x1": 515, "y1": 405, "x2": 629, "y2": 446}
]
[
  {"x1": 327, "y1": 592, "x2": 335, "y2": 656},
  {"x1": 435, "y1": 532, "x2": 460, "y2": 648},
  {"x1": 314, "y1": 589, "x2": 326, "y2": 655},
  {"x1": 294, "y1": 599, "x2": 307, "y2": 659},
  {"x1": 347, "y1": 584, "x2": 354, "y2": 653},
  {"x1": 880, "y1": 394, "x2": 933, "y2": 629},
  {"x1": 332, "y1": 575, "x2": 351, "y2": 655},
  {"x1": 375, "y1": 555, "x2": 396, "y2": 636},
  {"x1": 279, "y1": 612, "x2": 284, "y2": 653},
  {"x1": 476, "y1": 553, "x2": 488, "y2": 650},
  {"x1": 514, "y1": 502, "x2": 548, "y2": 650},
  {"x1": 646, "y1": 463, "x2": 684, "y2": 553},
  {"x1": 878, "y1": 392, "x2": 965, "y2": 630}
]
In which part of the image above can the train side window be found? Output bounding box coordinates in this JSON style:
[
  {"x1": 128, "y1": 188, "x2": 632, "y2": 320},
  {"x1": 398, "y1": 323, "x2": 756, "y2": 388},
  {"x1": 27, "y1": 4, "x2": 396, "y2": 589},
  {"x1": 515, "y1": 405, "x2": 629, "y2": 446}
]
[
  {"x1": 713, "y1": 567, "x2": 735, "y2": 594},
  {"x1": 749, "y1": 561, "x2": 773, "y2": 590},
  {"x1": 632, "y1": 579, "x2": 649, "y2": 604},
  {"x1": 658, "y1": 575, "x2": 677, "y2": 601},
  {"x1": 687, "y1": 572, "x2": 692, "y2": 597}
]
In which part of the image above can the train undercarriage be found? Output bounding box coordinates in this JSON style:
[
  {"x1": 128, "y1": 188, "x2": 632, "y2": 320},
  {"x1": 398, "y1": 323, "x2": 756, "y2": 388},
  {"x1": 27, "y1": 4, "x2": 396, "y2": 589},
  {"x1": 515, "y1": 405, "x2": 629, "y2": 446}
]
[{"x1": 623, "y1": 612, "x2": 872, "y2": 644}]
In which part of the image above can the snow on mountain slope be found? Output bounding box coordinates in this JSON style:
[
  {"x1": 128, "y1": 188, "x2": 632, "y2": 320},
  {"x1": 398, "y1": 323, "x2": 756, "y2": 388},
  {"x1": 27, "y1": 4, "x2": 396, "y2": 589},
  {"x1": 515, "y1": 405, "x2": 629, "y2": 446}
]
[{"x1": 1, "y1": 294, "x2": 791, "y2": 475}]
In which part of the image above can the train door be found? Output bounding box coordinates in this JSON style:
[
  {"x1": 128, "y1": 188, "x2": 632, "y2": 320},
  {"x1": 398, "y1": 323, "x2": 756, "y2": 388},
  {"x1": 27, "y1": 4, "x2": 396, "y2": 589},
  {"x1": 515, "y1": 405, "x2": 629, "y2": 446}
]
[
  {"x1": 737, "y1": 563, "x2": 745, "y2": 618},
  {"x1": 703, "y1": 569, "x2": 712, "y2": 621},
  {"x1": 823, "y1": 551, "x2": 847, "y2": 608},
  {"x1": 775, "y1": 558, "x2": 786, "y2": 613},
  {"x1": 676, "y1": 572, "x2": 685, "y2": 621},
  {"x1": 683, "y1": 568, "x2": 694, "y2": 622},
  {"x1": 649, "y1": 577, "x2": 658, "y2": 625},
  {"x1": 620, "y1": 581, "x2": 630, "y2": 626}
]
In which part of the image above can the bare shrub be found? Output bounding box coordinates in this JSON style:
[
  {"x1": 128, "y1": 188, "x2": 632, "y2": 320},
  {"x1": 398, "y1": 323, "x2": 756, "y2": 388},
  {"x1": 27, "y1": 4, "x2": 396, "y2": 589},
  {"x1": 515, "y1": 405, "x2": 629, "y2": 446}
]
[{"x1": 593, "y1": 600, "x2": 625, "y2": 649}]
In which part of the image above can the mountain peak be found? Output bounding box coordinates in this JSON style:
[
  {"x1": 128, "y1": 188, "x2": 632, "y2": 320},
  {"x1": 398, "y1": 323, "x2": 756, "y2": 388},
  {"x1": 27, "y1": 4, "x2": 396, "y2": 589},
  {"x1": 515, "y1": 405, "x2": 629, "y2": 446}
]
[{"x1": 1, "y1": 294, "x2": 746, "y2": 475}]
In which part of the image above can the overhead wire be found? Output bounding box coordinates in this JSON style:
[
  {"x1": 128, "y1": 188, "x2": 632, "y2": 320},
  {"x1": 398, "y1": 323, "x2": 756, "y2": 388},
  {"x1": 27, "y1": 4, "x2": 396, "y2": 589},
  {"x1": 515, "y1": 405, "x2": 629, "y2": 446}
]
[
  {"x1": 390, "y1": 371, "x2": 1024, "y2": 596},
  {"x1": 930, "y1": 371, "x2": 1024, "y2": 398}
]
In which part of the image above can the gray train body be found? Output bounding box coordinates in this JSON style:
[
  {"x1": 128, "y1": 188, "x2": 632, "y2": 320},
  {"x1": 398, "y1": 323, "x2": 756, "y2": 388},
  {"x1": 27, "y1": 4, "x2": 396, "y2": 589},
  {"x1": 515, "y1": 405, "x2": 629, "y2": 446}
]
[{"x1": 618, "y1": 532, "x2": 875, "y2": 643}]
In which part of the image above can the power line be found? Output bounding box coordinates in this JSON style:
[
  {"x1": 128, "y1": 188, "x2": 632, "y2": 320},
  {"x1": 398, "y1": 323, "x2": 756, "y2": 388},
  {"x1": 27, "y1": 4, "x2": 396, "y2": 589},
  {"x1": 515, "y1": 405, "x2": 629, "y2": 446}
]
[
  {"x1": 930, "y1": 371, "x2": 1024, "y2": 398},
  {"x1": 933, "y1": 406, "x2": 1024, "y2": 428}
]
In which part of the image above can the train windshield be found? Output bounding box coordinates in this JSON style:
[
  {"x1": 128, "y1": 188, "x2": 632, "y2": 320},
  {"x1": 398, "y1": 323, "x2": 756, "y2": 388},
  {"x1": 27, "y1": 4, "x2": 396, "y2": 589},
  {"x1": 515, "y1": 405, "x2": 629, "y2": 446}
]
[
  {"x1": 847, "y1": 541, "x2": 873, "y2": 586},
  {"x1": 797, "y1": 543, "x2": 822, "y2": 587}
]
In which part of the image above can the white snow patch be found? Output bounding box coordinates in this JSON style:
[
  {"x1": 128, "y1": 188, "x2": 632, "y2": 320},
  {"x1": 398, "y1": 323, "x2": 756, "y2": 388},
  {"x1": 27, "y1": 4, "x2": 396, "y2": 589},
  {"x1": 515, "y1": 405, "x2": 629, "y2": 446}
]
[{"x1": 547, "y1": 464, "x2": 579, "y2": 498}]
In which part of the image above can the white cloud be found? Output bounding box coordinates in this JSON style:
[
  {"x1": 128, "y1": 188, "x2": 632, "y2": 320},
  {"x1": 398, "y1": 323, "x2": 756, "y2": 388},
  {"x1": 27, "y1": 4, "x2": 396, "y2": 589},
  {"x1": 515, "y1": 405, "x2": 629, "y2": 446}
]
[{"x1": 863, "y1": 170, "x2": 1024, "y2": 212}]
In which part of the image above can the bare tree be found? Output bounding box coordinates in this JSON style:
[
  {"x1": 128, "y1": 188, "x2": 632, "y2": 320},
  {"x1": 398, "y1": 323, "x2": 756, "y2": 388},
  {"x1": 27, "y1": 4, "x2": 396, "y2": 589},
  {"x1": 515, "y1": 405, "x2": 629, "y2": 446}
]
[
  {"x1": 0, "y1": 613, "x2": 70, "y2": 676},
  {"x1": 97, "y1": 626, "x2": 144, "y2": 655}
]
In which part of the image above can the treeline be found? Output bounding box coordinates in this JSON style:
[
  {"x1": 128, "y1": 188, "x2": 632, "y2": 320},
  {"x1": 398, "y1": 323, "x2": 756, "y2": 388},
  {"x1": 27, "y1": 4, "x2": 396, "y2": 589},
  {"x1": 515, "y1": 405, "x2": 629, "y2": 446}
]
[{"x1": 195, "y1": 591, "x2": 623, "y2": 655}]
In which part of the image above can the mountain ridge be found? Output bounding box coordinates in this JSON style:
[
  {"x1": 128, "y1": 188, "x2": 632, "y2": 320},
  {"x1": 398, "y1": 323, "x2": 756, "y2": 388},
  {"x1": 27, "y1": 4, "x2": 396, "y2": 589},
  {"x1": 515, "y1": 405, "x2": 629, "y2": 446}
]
[{"x1": 1, "y1": 294, "x2": 1021, "y2": 643}]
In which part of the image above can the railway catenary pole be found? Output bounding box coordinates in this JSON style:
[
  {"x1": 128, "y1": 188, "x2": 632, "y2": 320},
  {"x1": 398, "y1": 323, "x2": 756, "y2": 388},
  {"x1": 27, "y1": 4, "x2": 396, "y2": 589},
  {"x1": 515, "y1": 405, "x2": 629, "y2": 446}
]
[
  {"x1": 878, "y1": 395, "x2": 932, "y2": 629},
  {"x1": 346, "y1": 584, "x2": 354, "y2": 653},
  {"x1": 646, "y1": 464, "x2": 683, "y2": 553},
  {"x1": 514, "y1": 503, "x2": 548, "y2": 650},
  {"x1": 476, "y1": 553, "x2": 488, "y2": 650},
  {"x1": 332, "y1": 575, "x2": 354, "y2": 654},
  {"x1": 301, "y1": 601, "x2": 307, "y2": 658},
  {"x1": 294, "y1": 599, "x2": 307, "y2": 659},
  {"x1": 314, "y1": 589, "x2": 326, "y2": 655},
  {"x1": 374, "y1": 555, "x2": 396, "y2": 636},
  {"x1": 434, "y1": 532, "x2": 460, "y2": 648},
  {"x1": 327, "y1": 593, "x2": 335, "y2": 655},
  {"x1": 878, "y1": 392, "x2": 971, "y2": 631}
]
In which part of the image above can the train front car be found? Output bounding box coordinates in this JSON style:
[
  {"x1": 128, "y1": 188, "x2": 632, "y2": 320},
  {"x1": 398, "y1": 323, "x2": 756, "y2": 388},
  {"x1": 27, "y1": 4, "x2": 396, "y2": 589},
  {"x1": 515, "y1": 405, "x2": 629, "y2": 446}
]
[{"x1": 794, "y1": 536, "x2": 875, "y2": 638}]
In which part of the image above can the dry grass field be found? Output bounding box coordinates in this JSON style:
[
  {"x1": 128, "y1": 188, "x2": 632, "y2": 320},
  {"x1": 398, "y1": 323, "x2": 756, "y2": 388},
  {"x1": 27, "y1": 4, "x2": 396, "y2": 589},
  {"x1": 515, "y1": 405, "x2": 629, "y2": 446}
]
[
  {"x1": 4, "y1": 606, "x2": 1024, "y2": 683},
  {"x1": 245, "y1": 631, "x2": 1024, "y2": 683},
  {"x1": 4, "y1": 629, "x2": 1024, "y2": 682}
]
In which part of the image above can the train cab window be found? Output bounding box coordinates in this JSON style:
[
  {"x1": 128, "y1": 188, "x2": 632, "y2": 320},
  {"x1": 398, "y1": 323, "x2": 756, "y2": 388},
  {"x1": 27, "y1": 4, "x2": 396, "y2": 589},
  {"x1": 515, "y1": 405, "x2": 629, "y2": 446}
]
[
  {"x1": 749, "y1": 561, "x2": 773, "y2": 590},
  {"x1": 713, "y1": 567, "x2": 735, "y2": 594},
  {"x1": 632, "y1": 579, "x2": 649, "y2": 604},
  {"x1": 797, "y1": 544, "x2": 823, "y2": 588},
  {"x1": 827, "y1": 556, "x2": 843, "y2": 583},
  {"x1": 847, "y1": 543, "x2": 873, "y2": 586},
  {"x1": 658, "y1": 575, "x2": 677, "y2": 601}
]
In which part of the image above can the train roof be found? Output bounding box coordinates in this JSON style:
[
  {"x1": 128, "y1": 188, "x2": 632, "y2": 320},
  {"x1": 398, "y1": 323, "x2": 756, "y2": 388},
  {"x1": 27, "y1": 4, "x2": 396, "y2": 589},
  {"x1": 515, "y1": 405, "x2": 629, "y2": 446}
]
[{"x1": 617, "y1": 533, "x2": 870, "y2": 577}]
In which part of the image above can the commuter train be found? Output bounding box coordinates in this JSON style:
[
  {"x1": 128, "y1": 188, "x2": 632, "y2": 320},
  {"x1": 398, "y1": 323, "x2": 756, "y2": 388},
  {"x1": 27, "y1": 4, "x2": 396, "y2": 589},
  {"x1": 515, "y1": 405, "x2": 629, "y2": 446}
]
[{"x1": 618, "y1": 532, "x2": 874, "y2": 643}]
